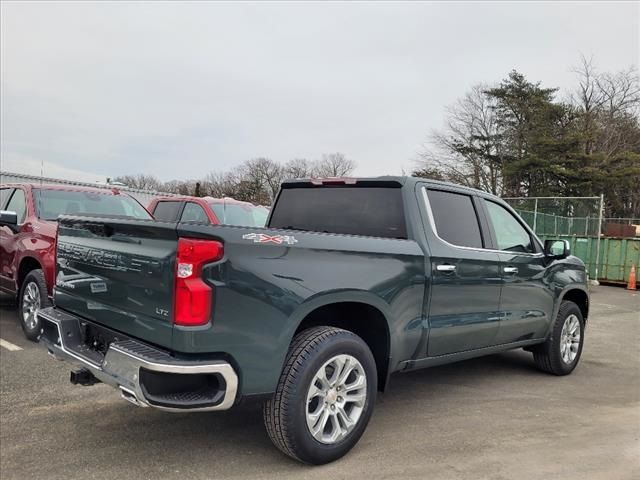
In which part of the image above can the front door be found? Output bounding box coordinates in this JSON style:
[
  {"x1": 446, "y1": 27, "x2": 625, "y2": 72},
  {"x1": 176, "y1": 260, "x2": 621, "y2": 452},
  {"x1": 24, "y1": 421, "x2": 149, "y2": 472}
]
[
  {"x1": 0, "y1": 188, "x2": 26, "y2": 293},
  {"x1": 481, "y1": 199, "x2": 554, "y2": 343},
  {"x1": 421, "y1": 186, "x2": 502, "y2": 356}
]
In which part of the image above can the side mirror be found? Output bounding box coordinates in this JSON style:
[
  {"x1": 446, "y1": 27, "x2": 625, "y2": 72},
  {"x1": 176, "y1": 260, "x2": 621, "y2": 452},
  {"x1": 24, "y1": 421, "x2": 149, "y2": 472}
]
[
  {"x1": 544, "y1": 239, "x2": 570, "y2": 259},
  {"x1": 0, "y1": 210, "x2": 19, "y2": 231}
]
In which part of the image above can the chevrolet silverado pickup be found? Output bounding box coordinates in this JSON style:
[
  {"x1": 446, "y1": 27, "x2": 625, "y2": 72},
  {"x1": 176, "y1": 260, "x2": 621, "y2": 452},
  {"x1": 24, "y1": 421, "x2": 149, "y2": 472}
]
[{"x1": 38, "y1": 176, "x2": 589, "y2": 464}]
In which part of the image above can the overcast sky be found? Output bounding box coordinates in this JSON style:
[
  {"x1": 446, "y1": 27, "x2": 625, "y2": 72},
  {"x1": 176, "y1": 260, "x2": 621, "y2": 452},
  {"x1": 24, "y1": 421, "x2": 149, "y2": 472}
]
[{"x1": 1, "y1": 1, "x2": 638, "y2": 183}]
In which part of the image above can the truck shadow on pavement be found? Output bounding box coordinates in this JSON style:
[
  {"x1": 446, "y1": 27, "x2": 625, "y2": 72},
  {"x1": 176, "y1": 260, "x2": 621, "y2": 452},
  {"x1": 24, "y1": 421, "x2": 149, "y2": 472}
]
[{"x1": 48, "y1": 350, "x2": 541, "y2": 471}]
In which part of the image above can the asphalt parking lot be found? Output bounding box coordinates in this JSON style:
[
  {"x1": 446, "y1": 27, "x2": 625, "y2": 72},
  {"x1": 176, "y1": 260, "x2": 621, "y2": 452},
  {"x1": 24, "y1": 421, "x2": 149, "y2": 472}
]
[{"x1": 0, "y1": 286, "x2": 638, "y2": 480}]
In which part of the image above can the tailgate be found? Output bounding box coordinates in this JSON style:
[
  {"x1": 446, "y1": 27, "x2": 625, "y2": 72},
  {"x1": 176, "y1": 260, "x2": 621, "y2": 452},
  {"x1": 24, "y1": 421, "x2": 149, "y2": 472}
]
[{"x1": 54, "y1": 216, "x2": 178, "y2": 349}]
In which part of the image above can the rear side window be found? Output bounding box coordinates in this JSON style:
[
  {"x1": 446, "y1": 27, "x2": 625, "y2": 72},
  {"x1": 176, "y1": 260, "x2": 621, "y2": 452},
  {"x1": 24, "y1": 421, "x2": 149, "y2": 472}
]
[
  {"x1": 181, "y1": 203, "x2": 209, "y2": 223},
  {"x1": 152, "y1": 201, "x2": 183, "y2": 222},
  {"x1": 210, "y1": 202, "x2": 268, "y2": 227},
  {"x1": 269, "y1": 187, "x2": 407, "y2": 239},
  {"x1": 426, "y1": 189, "x2": 483, "y2": 249},
  {"x1": 0, "y1": 188, "x2": 14, "y2": 209},
  {"x1": 6, "y1": 189, "x2": 27, "y2": 223}
]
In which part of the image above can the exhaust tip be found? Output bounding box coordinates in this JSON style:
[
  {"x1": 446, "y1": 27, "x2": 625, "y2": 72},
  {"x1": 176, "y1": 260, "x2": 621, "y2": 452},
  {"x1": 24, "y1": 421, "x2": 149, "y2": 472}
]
[{"x1": 119, "y1": 387, "x2": 142, "y2": 406}]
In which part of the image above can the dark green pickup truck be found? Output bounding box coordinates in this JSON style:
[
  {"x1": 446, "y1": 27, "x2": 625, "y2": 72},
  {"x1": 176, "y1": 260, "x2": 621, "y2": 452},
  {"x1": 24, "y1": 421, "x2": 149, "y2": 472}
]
[{"x1": 39, "y1": 176, "x2": 589, "y2": 464}]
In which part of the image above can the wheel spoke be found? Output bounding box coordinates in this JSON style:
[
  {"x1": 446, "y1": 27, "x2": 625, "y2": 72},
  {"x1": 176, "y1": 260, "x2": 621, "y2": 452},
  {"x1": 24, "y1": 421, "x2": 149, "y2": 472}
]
[
  {"x1": 336, "y1": 405, "x2": 355, "y2": 430},
  {"x1": 569, "y1": 319, "x2": 579, "y2": 334},
  {"x1": 310, "y1": 407, "x2": 330, "y2": 437},
  {"x1": 307, "y1": 382, "x2": 324, "y2": 400},
  {"x1": 327, "y1": 413, "x2": 342, "y2": 443},
  {"x1": 327, "y1": 356, "x2": 345, "y2": 385},
  {"x1": 344, "y1": 374, "x2": 365, "y2": 392},
  {"x1": 336, "y1": 357, "x2": 356, "y2": 385},
  {"x1": 344, "y1": 391, "x2": 366, "y2": 405}
]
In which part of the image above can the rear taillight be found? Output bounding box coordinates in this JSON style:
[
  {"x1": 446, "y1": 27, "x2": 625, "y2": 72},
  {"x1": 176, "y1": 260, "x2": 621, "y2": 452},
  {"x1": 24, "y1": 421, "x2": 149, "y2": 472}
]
[{"x1": 174, "y1": 238, "x2": 223, "y2": 327}]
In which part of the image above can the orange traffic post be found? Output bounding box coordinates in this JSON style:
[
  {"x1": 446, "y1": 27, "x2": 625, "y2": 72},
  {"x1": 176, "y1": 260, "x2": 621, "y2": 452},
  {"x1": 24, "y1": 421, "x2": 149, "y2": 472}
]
[{"x1": 627, "y1": 264, "x2": 637, "y2": 291}]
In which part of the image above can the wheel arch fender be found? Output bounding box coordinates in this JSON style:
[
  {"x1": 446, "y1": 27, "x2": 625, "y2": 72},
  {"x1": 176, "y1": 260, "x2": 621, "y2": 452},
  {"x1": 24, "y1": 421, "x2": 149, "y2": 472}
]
[
  {"x1": 283, "y1": 290, "x2": 395, "y2": 391},
  {"x1": 546, "y1": 284, "x2": 590, "y2": 338},
  {"x1": 17, "y1": 254, "x2": 44, "y2": 291}
]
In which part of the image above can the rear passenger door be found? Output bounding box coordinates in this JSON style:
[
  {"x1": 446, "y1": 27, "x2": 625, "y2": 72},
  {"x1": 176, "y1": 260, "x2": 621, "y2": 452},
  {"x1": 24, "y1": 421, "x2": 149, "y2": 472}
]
[
  {"x1": 480, "y1": 199, "x2": 553, "y2": 343},
  {"x1": 421, "y1": 186, "x2": 502, "y2": 356}
]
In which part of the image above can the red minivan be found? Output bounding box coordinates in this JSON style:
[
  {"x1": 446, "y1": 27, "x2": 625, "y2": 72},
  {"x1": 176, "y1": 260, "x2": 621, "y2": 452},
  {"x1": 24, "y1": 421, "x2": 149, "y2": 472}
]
[{"x1": 0, "y1": 184, "x2": 152, "y2": 340}]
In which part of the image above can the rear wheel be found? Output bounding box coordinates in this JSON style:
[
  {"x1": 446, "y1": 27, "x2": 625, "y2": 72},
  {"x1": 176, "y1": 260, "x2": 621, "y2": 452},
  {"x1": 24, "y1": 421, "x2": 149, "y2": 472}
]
[
  {"x1": 18, "y1": 269, "x2": 51, "y2": 341},
  {"x1": 263, "y1": 326, "x2": 377, "y2": 464},
  {"x1": 532, "y1": 300, "x2": 584, "y2": 375}
]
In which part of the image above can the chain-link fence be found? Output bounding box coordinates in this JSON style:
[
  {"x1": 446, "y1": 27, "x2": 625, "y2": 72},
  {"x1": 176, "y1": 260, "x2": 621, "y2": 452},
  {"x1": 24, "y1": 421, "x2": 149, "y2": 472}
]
[
  {"x1": 504, "y1": 196, "x2": 639, "y2": 238},
  {"x1": 503, "y1": 196, "x2": 605, "y2": 237}
]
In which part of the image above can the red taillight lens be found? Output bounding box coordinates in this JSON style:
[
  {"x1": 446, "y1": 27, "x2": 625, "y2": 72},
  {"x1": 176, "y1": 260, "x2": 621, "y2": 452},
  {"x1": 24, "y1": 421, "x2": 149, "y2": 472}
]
[{"x1": 174, "y1": 238, "x2": 223, "y2": 326}]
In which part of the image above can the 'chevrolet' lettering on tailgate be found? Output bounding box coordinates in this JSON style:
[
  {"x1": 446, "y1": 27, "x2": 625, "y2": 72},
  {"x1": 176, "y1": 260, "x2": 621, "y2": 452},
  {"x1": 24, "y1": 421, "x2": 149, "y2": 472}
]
[{"x1": 57, "y1": 242, "x2": 161, "y2": 273}]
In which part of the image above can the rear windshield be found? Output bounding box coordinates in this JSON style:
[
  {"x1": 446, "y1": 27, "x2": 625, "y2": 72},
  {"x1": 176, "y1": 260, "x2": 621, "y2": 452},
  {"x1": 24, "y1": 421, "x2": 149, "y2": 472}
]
[
  {"x1": 268, "y1": 187, "x2": 407, "y2": 239},
  {"x1": 35, "y1": 189, "x2": 152, "y2": 221},
  {"x1": 210, "y1": 202, "x2": 269, "y2": 227}
]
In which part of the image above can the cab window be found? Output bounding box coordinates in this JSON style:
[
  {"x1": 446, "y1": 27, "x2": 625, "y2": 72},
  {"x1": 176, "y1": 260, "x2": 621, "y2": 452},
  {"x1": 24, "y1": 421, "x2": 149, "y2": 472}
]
[
  {"x1": 181, "y1": 203, "x2": 209, "y2": 223},
  {"x1": 485, "y1": 200, "x2": 534, "y2": 253},
  {"x1": 6, "y1": 189, "x2": 27, "y2": 223},
  {"x1": 0, "y1": 188, "x2": 14, "y2": 209},
  {"x1": 426, "y1": 188, "x2": 483, "y2": 249},
  {"x1": 152, "y1": 201, "x2": 183, "y2": 222}
]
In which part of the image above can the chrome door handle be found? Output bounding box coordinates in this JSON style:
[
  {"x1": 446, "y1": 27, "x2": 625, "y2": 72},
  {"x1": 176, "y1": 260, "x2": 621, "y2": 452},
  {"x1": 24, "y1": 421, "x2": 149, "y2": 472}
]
[
  {"x1": 436, "y1": 264, "x2": 457, "y2": 273},
  {"x1": 504, "y1": 266, "x2": 518, "y2": 274}
]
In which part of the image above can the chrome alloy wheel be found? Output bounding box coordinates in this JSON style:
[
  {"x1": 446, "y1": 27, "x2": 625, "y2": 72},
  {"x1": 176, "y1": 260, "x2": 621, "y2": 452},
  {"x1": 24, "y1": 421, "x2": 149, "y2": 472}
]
[
  {"x1": 560, "y1": 314, "x2": 581, "y2": 364},
  {"x1": 22, "y1": 281, "x2": 41, "y2": 330},
  {"x1": 305, "y1": 354, "x2": 367, "y2": 444}
]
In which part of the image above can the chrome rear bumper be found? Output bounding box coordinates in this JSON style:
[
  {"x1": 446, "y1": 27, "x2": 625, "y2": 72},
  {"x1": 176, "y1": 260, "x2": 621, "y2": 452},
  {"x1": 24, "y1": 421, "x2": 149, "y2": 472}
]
[{"x1": 38, "y1": 307, "x2": 238, "y2": 412}]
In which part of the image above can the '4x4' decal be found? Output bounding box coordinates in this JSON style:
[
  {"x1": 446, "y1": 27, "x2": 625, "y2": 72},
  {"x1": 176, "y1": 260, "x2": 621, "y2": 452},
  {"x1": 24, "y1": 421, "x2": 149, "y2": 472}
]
[{"x1": 242, "y1": 233, "x2": 298, "y2": 245}]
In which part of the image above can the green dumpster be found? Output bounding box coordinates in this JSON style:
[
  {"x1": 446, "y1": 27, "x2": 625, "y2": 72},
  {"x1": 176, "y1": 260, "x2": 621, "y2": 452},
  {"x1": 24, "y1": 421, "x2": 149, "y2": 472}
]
[{"x1": 540, "y1": 235, "x2": 640, "y2": 285}]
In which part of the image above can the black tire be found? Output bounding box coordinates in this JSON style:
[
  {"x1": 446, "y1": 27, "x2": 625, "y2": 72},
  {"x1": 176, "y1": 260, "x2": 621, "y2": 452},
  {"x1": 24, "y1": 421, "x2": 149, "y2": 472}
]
[
  {"x1": 532, "y1": 301, "x2": 585, "y2": 375},
  {"x1": 17, "y1": 269, "x2": 51, "y2": 341},
  {"x1": 263, "y1": 326, "x2": 377, "y2": 465}
]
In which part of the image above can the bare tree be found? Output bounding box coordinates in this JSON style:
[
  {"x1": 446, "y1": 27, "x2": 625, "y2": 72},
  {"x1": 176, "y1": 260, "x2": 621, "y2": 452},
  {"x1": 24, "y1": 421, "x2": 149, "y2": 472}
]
[
  {"x1": 571, "y1": 56, "x2": 640, "y2": 156},
  {"x1": 239, "y1": 158, "x2": 284, "y2": 203},
  {"x1": 416, "y1": 84, "x2": 505, "y2": 195},
  {"x1": 202, "y1": 170, "x2": 242, "y2": 198},
  {"x1": 116, "y1": 153, "x2": 358, "y2": 206},
  {"x1": 283, "y1": 158, "x2": 314, "y2": 179},
  {"x1": 571, "y1": 55, "x2": 606, "y2": 155},
  {"x1": 113, "y1": 174, "x2": 163, "y2": 191},
  {"x1": 314, "y1": 153, "x2": 356, "y2": 177}
]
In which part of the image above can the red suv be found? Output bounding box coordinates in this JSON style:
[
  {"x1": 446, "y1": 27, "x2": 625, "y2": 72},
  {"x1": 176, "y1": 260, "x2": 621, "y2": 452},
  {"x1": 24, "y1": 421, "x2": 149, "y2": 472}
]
[
  {"x1": 0, "y1": 183, "x2": 152, "y2": 340},
  {"x1": 148, "y1": 196, "x2": 269, "y2": 226}
]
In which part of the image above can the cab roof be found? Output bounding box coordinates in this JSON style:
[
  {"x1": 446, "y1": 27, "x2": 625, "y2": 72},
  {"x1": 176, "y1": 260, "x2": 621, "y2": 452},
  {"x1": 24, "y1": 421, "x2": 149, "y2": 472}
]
[{"x1": 3, "y1": 183, "x2": 124, "y2": 194}]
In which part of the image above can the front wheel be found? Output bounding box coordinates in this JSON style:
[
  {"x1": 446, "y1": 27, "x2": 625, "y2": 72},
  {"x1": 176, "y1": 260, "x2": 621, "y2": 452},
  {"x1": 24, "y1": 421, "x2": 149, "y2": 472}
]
[
  {"x1": 532, "y1": 300, "x2": 585, "y2": 375},
  {"x1": 18, "y1": 269, "x2": 51, "y2": 341},
  {"x1": 263, "y1": 326, "x2": 377, "y2": 464}
]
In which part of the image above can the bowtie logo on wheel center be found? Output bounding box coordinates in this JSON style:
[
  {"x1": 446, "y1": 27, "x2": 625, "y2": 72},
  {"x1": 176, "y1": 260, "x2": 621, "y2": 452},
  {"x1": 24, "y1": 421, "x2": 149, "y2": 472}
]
[{"x1": 326, "y1": 388, "x2": 338, "y2": 404}]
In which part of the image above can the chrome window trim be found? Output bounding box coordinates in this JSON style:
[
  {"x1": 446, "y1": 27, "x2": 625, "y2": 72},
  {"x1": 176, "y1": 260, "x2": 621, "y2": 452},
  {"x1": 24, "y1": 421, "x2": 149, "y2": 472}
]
[{"x1": 420, "y1": 186, "x2": 544, "y2": 258}]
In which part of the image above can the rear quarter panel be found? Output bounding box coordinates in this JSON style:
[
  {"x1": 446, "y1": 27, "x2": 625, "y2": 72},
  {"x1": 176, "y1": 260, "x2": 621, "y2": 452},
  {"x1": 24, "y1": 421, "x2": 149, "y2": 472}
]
[{"x1": 174, "y1": 224, "x2": 427, "y2": 395}]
